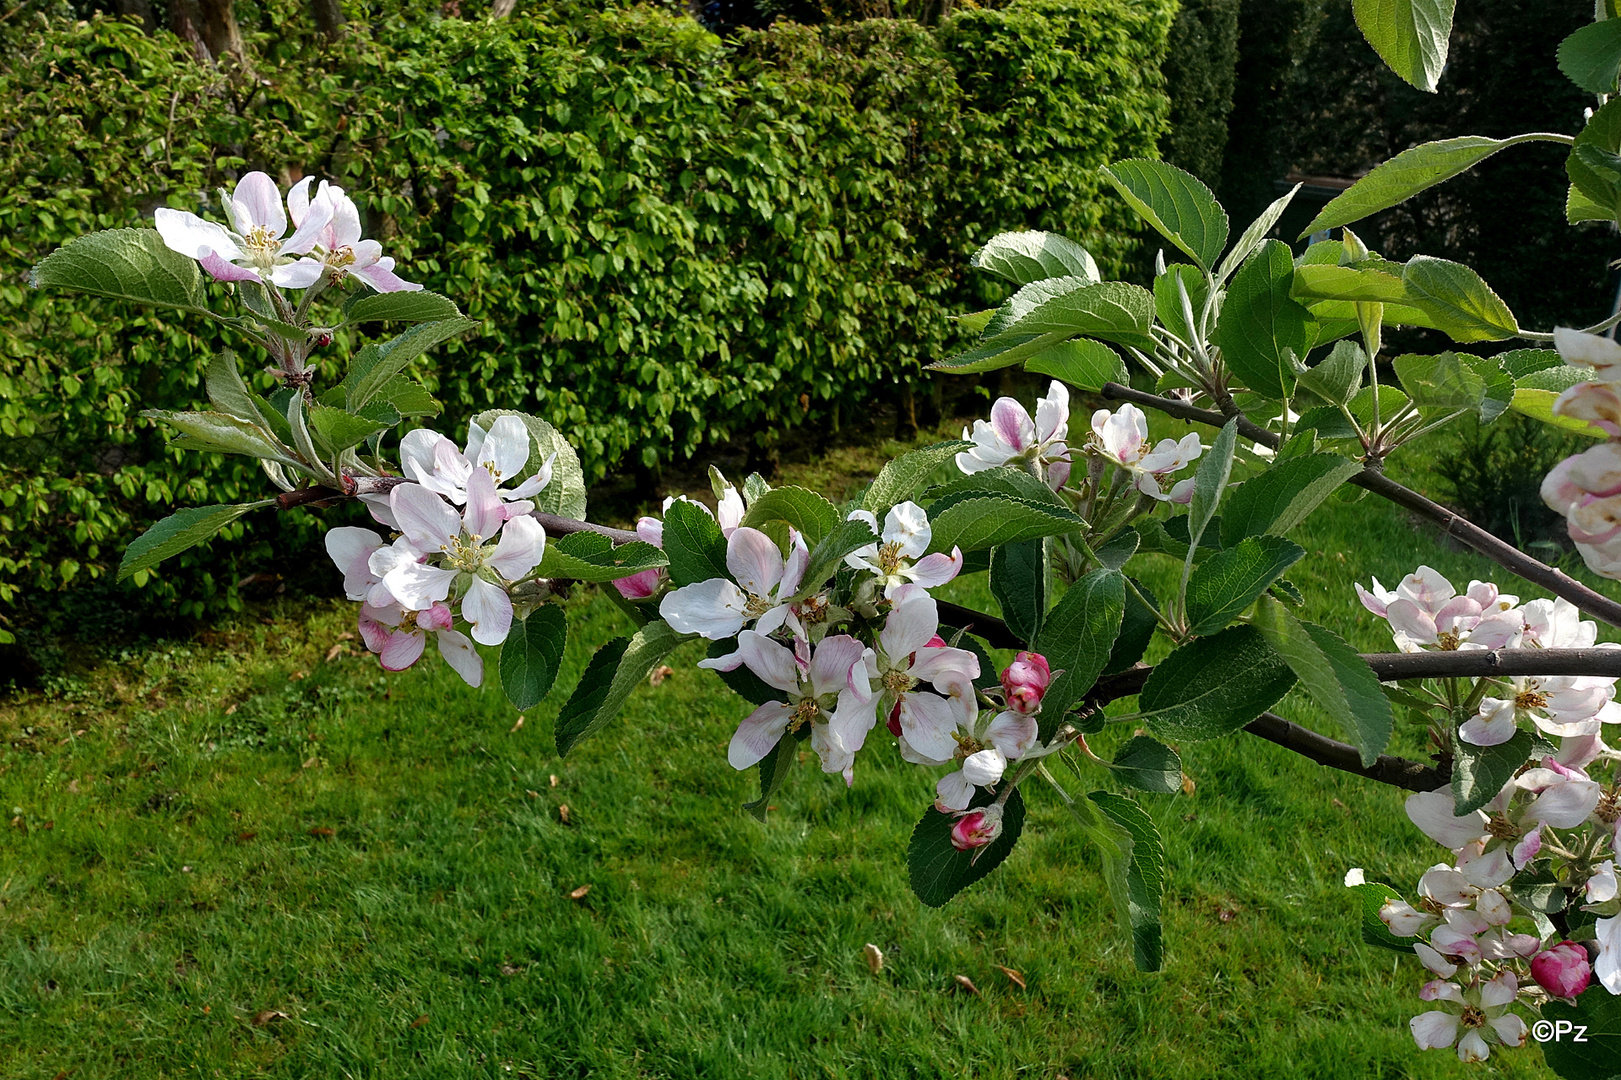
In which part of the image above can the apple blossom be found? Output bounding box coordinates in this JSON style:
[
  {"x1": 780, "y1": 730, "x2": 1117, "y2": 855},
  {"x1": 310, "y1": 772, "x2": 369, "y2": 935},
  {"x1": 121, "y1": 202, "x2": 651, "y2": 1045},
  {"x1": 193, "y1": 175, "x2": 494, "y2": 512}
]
[
  {"x1": 1409, "y1": 971, "x2": 1527, "y2": 1062},
  {"x1": 1555, "y1": 326, "x2": 1621, "y2": 382},
  {"x1": 950, "y1": 804, "x2": 1005, "y2": 852},
  {"x1": 155, "y1": 171, "x2": 331, "y2": 287},
  {"x1": 1356, "y1": 567, "x2": 1522, "y2": 653},
  {"x1": 1000, "y1": 652, "x2": 1051, "y2": 715},
  {"x1": 843, "y1": 502, "x2": 964, "y2": 596},
  {"x1": 1087, "y1": 403, "x2": 1202, "y2": 502},
  {"x1": 1530, "y1": 941, "x2": 1593, "y2": 999},
  {"x1": 287, "y1": 178, "x2": 421, "y2": 292},
  {"x1": 398, "y1": 416, "x2": 555, "y2": 514},
  {"x1": 659, "y1": 527, "x2": 808, "y2": 640},
  {"x1": 358, "y1": 599, "x2": 483, "y2": 686},
  {"x1": 956, "y1": 380, "x2": 1073, "y2": 489},
  {"x1": 926, "y1": 706, "x2": 1041, "y2": 812},
  {"x1": 873, "y1": 585, "x2": 981, "y2": 761}
]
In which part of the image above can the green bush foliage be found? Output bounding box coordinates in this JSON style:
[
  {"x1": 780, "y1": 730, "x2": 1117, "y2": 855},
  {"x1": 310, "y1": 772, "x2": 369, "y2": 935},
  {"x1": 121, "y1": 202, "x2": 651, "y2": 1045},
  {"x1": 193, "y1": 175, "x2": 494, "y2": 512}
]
[
  {"x1": 1, "y1": 0, "x2": 1171, "y2": 624},
  {"x1": 1160, "y1": 0, "x2": 1240, "y2": 186}
]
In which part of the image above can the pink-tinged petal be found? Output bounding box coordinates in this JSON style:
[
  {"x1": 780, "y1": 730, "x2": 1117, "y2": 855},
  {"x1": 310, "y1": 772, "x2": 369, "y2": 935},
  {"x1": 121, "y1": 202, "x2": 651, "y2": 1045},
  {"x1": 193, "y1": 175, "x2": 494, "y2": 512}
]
[
  {"x1": 1512, "y1": 823, "x2": 1544, "y2": 868},
  {"x1": 728, "y1": 702, "x2": 794, "y2": 770},
  {"x1": 1379, "y1": 900, "x2": 1433, "y2": 938},
  {"x1": 383, "y1": 562, "x2": 457, "y2": 611},
  {"x1": 984, "y1": 710, "x2": 1038, "y2": 759},
  {"x1": 325, "y1": 526, "x2": 383, "y2": 599},
  {"x1": 1455, "y1": 1030, "x2": 1490, "y2": 1063},
  {"x1": 662, "y1": 579, "x2": 750, "y2": 640},
  {"x1": 726, "y1": 527, "x2": 785, "y2": 599},
  {"x1": 477, "y1": 415, "x2": 532, "y2": 483},
  {"x1": 1524, "y1": 779, "x2": 1602, "y2": 828},
  {"x1": 935, "y1": 770, "x2": 975, "y2": 812},
  {"x1": 882, "y1": 502, "x2": 931, "y2": 560},
  {"x1": 463, "y1": 467, "x2": 504, "y2": 542},
  {"x1": 360, "y1": 492, "x2": 399, "y2": 529},
  {"x1": 778, "y1": 530, "x2": 810, "y2": 596},
  {"x1": 807, "y1": 635, "x2": 869, "y2": 701},
  {"x1": 435, "y1": 629, "x2": 483, "y2": 687},
  {"x1": 908, "y1": 549, "x2": 963, "y2": 590},
  {"x1": 1413, "y1": 942, "x2": 1458, "y2": 978},
  {"x1": 1398, "y1": 565, "x2": 1456, "y2": 610},
  {"x1": 880, "y1": 584, "x2": 939, "y2": 659},
  {"x1": 1459, "y1": 703, "x2": 1518, "y2": 747},
  {"x1": 487, "y1": 514, "x2": 546, "y2": 580},
  {"x1": 989, "y1": 397, "x2": 1036, "y2": 451},
  {"x1": 355, "y1": 260, "x2": 422, "y2": 293},
  {"x1": 1386, "y1": 599, "x2": 1438, "y2": 644},
  {"x1": 392, "y1": 483, "x2": 462, "y2": 552},
  {"x1": 1405, "y1": 790, "x2": 1487, "y2": 849},
  {"x1": 698, "y1": 630, "x2": 801, "y2": 696},
  {"x1": 1417, "y1": 867, "x2": 1477, "y2": 908},
  {"x1": 908, "y1": 645, "x2": 980, "y2": 692},
  {"x1": 154, "y1": 208, "x2": 245, "y2": 261},
  {"x1": 1459, "y1": 846, "x2": 1515, "y2": 888},
  {"x1": 1467, "y1": 611, "x2": 1524, "y2": 649},
  {"x1": 400, "y1": 428, "x2": 452, "y2": 487},
  {"x1": 232, "y1": 172, "x2": 287, "y2": 236},
  {"x1": 269, "y1": 258, "x2": 325, "y2": 289},
  {"x1": 358, "y1": 603, "x2": 398, "y2": 652},
  {"x1": 636, "y1": 516, "x2": 664, "y2": 547},
  {"x1": 612, "y1": 568, "x2": 665, "y2": 600},
  {"x1": 1476, "y1": 889, "x2": 1512, "y2": 926},
  {"x1": 961, "y1": 747, "x2": 1007, "y2": 787},
  {"x1": 378, "y1": 627, "x2": 427, "y2": 671},
  {"x1": 1034, "y1": 380, "x2": 1069, "y2": 443},
  {"x1": 199, "y1": 250, "x2": 263, "y2": 283},
  {"x1": 809, "y1": 717, "x2": 858, "y2": 785},
  {"x1": 1430, "y1": 926, "x2": 1482, "y2": 966},
  {"x1": 898, "y1": 691, "x2": 967, "y2": 762},
  {"x1": 461, "y1": 577, "x2": 513, "y2": 647},
  {"x1": 286, "y1": 176, "x2": 314, "y2": 226},
  {"x1": 1418, "y1": 979, "x2": 1462, "y2": 1003},
  {"x1": 281, "y1": 192, "x2": 332, "y2": 255},
  {"x1": 1490, "y1": 1013, "x2": 1527, "y2": 1048},
  {"x1": 1557, "y1": 325, "x2": 1621, "y2": 374},
  {"x1": 1354, "y1": 579, "x2": 1391, "y2": 617},
  {"x1": 1047, "y1": 457, "x2": 1073, "y2": 491},
  {"x1": 419, "y1": 602, "x2": 454, "y2": 632}
]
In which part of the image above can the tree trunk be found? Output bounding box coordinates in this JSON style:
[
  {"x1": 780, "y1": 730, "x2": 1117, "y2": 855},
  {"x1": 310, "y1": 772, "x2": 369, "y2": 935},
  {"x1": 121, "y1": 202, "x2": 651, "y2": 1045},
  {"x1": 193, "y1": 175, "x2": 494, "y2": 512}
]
[
  {"x1": 491, "y1": 0, "x2": 518, "y2": 17},
  {"x1": 310, "y1": 0, "x2": 347, "y2": 39},
  {"x1": 113, "y1": 0, "x2": 157, "y2": 34},
  {"x1": 170, "y1": 0, "x2": 213, "y2": 64},
  {"x1": 197, "y1": 0, "x2": 247, "y2": 64}
]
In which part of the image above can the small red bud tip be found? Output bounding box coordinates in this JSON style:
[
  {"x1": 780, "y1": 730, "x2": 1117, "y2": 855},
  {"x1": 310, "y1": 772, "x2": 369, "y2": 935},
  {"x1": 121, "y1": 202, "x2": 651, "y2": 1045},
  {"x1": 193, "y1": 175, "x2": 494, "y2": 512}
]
[
  {"x1": 1000, "y1": 651, "x2": 1052, "y2": 715},
  {"x1": 1531, "y1": 941, "x2": 1592, "y2": 999},
  {"x1": 950, "y1": 807, "x2": 1004, "y2": 851},
  {"x1": 924, "y1": 634, "x2": 948, "y2": 649},
  {"x1": 313, "y1": 332, "x2": 333, "y2": 348}
]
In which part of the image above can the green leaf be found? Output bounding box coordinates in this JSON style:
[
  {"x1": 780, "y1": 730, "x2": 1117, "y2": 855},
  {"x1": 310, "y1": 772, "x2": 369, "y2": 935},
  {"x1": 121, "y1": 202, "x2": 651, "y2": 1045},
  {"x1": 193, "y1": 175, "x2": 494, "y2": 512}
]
[
  {"x1": 1104, "y1": 576, "x2": 1159, "y2": 676},
  {"x1": 989, "y1": 539, "x2": 1045, "y2": 647},
  {"x1": 29, "y1": 228, "x2": 208, "y2": 313},
  {"x1": 661, "y1": 500, "x2": 731, "y2": 587},
  {"x1": 1352, "y1": 0, "x2": 1455, "y2": 92},
  {"x1": 864, "y1": 441, "x2": 972, "y2": 512},
  {"x1": 1401, "y1": 256, "x2": 1518, "y2": 342},
  {"x1": 472, "y1": 410, "x2": 588, "y2": 520},
  {"x1": 1498, "y1": 348, "x2": 1563, "y2": 380},
  {"x1": 343, "y1": 289, "x2": 464, "y2": 324},
  {"x1": 797, "y1": 516, "x2": 879, "y2": 597},
  {"x1": 1139, "y1": 625, "x2": 1296, "y2": 742},
  {"x1": 742, "y1": 736, "x2": 799, "y2": 822},
  {"x1": 1254, "y1": 597, "x2": 1394, "y2": 765},
  {"x1": 1569, "y1": 98, "x2": 1621, "y2": 219},
  {"x1": 1218, "y1": 184, "x2": 1300, "y2": 282},
  {"x1": 500, "y1": 606, "x2": 568, "y2": 712},
  {"x1": 1294, "y1": 340, "x2": 1367, "y2": 406},
  {"x1": 1220, "y1": 454, "x2": 1363, "y2": 546},
  {"x1": 1291, "y1": 262, "x2": 1410, "y2": 305},
  {"x1": 308, "y1": 403, "x2": 390, "y2": 456},
  {"x1": 535, "y1": 530, "x2": 667, "y2": 583},
  {"x1": 932, "y1": 280, "x2": 1154, "y2": 373},
  {"x1": 1108, "y1": 736, "x2": 1183, "y2": 794},
  {"x1": 1217, "y1": 240, "x2": 1313, "y2": 399},
  {"x1": 926, "y1": 495, "x2": 1085, "y2": 555},
  {"x1": 1559, "y1": 18, "x2": 1621, "y2": 94},
  {"x1": 1187, "y1": 419, "x2": 1239, "y2": 556},
  {"x1": 1516, "y1": 364, "x2": 1591, "y2": 395},
  {"x1": 1101, "y1": 159, "x2": 1229, "y2": 270},
  {"x1": 907, "y1": 787, "x2": 1026, "y2": 908},
  {"x1": 1185, "y1": 536, "x2": 1306, "y2": 636},
  {"x1": 1086, "y1": 791, "x2": 1167, "y2": 972},
  {"x1": 1299, "y1": 137, "x2": 1520, "y2": 237},
  {"x1": 1035, "y1": 569, "x2": 1125, "y2": 728},
  {"x1": 969, "y1": 230, "x2": 1100, "y2": 285},
  {"x1": 118, "y1": 502, "x2": 261, "y2": 581},
  {"x1": 205, "y1": 351, "x2": 261, "y2": 423},
  {"x1": 1095, "y1": 528, "x2": 1140, "y2": 570},
  {"x1": 1510, "y1": 387, "x2": 1610, "y2": 440},
  {"x1": 342, "y1": 319, "x2": 476, "y2": 410},
  {"x1": 1347, "y1": 879, "x2": 1421, "y2": 952},
  {"x1": 923, "y1": 465, "x2": 1065, "y2": 509},
  {"x1": 143, "y1": 409, "x2": 293, "y2": 463},
  {"x1": 955, "y1": 309, "x2": 997, "y2": 336},
  {"x1": 1154, "y1": 263, "x2": 1210, "y2": 347},
  {"x1": 1453, "y1": 727, "x2": 1536, "y2": 816},
  {"x1": 1540, "y1": 986, "x2": 1621, "y2": 1079},
  {"x1": 1024, "y1": 338, "x2": 1128, "y2": 391},
  {"x1": 554, "y1": 622, "x2": 693, "y2": 756},
  {"x1": 741, "y1": 486, "x2": 839, "y2": 545},
  {"x1": 372, "y1": 375, "x2": 440, "y2": 418},
  {"x1": 1391, "y1": 351, "x2": 1513, "y2": 422}
]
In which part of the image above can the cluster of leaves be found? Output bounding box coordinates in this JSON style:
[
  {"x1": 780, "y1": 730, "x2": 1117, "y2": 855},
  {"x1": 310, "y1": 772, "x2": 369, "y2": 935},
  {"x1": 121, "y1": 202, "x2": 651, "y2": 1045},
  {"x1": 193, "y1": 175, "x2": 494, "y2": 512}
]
[{"x1": 0, "y1": 0, "x2": 1172, "y2": 629}]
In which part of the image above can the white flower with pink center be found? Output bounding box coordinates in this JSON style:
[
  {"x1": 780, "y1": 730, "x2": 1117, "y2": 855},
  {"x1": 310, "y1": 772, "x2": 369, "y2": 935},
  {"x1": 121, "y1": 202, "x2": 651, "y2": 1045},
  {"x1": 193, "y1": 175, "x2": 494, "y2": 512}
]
[
  {"x1": 1088, "y1": 402, "x2": 1202, "y2": 503},
  {"x1": 874, "y1": 585, "x2": 981, "y2": 762},
  {"x1": 1355, "y1": 567, "x2": 1521, "y2": 653},
  {"x1": 700, "y1": 631, "x2": 878, "y2": 784},
  {"x1": 155, "y1": 171, "x2": 331, "y2": 288},
  {"x1": 843, "y1": 502, "x2": 963, "y2": 596},
  {"x1": 358, "y1": 599, "x2": 483, "y2": 686},
  {"x1": 287, "y1": 178, "x2": 420, "y2": 292},
  {"x1": 659, "y1": 527, "x2": 809, "y2": 641},
  {"x1": 955, "y1": 380, "x2": 1073, "y2": 489},
  {"x1": 1409, "y1": 971, "x2": 1527, "y2": 1062}
]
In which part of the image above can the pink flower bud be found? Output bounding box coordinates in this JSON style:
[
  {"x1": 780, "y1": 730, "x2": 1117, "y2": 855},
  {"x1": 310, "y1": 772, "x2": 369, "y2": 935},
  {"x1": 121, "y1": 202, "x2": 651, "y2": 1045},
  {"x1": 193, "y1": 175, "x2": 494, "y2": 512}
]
[
  {"x1": 924, "y1": 634, "x2": 948, "y2": 649},
  {"x1": 1000, "y1": 651, "x2": 1051, "y2": 714},
  {"x1": 950, "y1": 805, "x2": 1004, "y2": 851},
  {"x1": 612, "y1": 568, "x2": 665, "y2": 601},
  {"x1": 886, "y1": 701, "x2": 903, "y2": 738},
  {"x1": 1531, "y1": 941, "x2": 1592, "y2": 999}
]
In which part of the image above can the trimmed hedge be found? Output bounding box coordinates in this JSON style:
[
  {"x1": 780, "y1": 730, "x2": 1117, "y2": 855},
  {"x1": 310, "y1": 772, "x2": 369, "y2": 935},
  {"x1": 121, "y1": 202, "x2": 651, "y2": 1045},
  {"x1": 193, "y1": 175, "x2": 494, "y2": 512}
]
[{"x1": 1, "y1": 0, "x2": 1171, "y2": 622}]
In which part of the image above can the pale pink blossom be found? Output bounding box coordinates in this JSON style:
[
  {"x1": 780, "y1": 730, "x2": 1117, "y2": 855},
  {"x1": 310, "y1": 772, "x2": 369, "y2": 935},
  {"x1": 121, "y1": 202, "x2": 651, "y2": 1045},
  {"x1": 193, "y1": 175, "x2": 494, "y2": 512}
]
[
  {"x1": 843, "y1": 502, "x2": 963, "y2": 596},
  {"x1": 398, "y1": 416, "x2": 554, "y2": 515},
  {"x1": 956, "y1": 380, "x2": 1072, "y2": 489},
  {"x1": 874, "y1": 585, "x2": 980, "y2": 762},
  {"x1": 287, "y1": 178, "x2": 420, "y2": 292},
  {"x1": 659, "y1": 527, "x2": 808, "y2": 640},
  {"x1": 155, "y1": 171, "x2": 330, "y2": 287},
  {"x1": 358, "y1": 599, "x2": 483, "y2": 686},
  {"x1": 1088, "y1": 403, "x2": 1202, "y2": 502}
]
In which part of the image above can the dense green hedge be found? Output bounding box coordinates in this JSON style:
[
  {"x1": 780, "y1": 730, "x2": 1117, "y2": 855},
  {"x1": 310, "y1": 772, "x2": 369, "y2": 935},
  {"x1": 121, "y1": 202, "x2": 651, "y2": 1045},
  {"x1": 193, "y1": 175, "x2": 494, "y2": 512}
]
[{"x1": 0, "y1": 0, "x2": 1170, "y2": 626}]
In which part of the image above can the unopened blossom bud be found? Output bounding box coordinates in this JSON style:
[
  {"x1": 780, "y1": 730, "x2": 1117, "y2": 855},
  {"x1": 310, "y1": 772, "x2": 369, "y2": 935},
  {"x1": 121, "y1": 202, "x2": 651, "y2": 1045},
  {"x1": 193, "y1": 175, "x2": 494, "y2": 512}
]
[
  {"x1": 1000, "y1": 651, "x2": 1052, "y2": 714},
  {"x1": 1531, "y1": 941, "x2": 1592, "y2": 999},
  {"x1": 950, "y1": 804, "x2": 1005, "y2": 851}
]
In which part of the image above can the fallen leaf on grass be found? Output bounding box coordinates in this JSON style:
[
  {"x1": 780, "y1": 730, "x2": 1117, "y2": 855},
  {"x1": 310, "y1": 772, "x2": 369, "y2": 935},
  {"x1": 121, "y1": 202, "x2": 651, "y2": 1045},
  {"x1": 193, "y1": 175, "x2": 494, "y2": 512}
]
[
  {"x1": 558, "y1": 805, "x2": 571, "y2": 825},
  {"x1": 568, "y1": 884, "x2": 592, "y2": 901},
  {"x1": 863, "y1": 943, "x2": 884, "y2": 974},
  {"x1": 301, "y1": 756, "x2": 321, "y2": 770},
  {"x1": 224, "y1": 704, "x2": 238, "y2": 716},
  {"x1": 953, "y1": 975, "x2": 980, "y2": 996},
  {"x1": 409, "y1": 1013, "x2": 430, "y2": 1029},
  {"x1": 1218, "y1": 908, "x2": 1237, "y2": 923},
  {"x1": 288, "y1": 671, "x2": 306, "y2": 681},
  {"x1": 236, "y1": 831, "x2": 258, "y2": 843},
  {"x1": 549, "y1": 774, "x2": 559, "y2": 788},
  {"x1": 994, "y1": 965, "x2": 1026, "y2": 989},
  {"x1": 509, "y1": 715, "x2": 524, "y2": 734},
  {"x1": 337, "y1": 631, "x2": 355, "y2": 641},
  {"x1": 649, "y1": 665, "x2": 675, "y2": 687},
  {"x1": 307, "y1": 827, "x2": 335, "y2": 838},
  {"x1": 1181, "y1": 774, "x2": 1196, "y2": 796},
  {"x1": 250, "y1": 1009, "x2": 288, "y2": 1027},
  {"x1": 525, "y1": 790, "x2": 539, "y2": 799},
  {"x1": 324, "y1": 642, "x2": 346, "y2": 662}
]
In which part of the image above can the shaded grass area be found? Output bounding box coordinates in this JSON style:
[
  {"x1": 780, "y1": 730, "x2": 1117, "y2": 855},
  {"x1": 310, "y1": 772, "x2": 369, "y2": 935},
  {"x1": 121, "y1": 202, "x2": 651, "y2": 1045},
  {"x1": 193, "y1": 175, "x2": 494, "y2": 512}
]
[{"x1": 1, "y1": 426, "x2": 1586, "y2": 1078}]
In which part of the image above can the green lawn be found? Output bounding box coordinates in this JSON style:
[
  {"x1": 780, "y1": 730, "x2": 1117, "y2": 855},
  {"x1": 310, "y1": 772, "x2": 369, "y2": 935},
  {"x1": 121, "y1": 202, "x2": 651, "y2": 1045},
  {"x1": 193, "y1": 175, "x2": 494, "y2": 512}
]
[{"x1": 1, "y1": 424, "x2": 1590, "y2": 1078}]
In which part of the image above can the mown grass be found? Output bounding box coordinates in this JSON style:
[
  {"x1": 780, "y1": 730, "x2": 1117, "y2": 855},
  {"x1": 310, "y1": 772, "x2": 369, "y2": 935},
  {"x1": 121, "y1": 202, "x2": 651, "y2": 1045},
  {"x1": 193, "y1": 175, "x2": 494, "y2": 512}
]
[{"x1": 1, "y1": 420, "x2": 1596, "y2": 1079}]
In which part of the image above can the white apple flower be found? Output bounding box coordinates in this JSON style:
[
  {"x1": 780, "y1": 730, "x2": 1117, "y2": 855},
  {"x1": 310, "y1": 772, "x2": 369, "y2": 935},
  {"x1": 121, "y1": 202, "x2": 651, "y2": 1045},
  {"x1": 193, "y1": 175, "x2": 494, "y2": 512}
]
[
  {"x1": 659, "y1": 527, "x2": 808, "y2": 640},
  {"x1": 873, "y1": 584, "x2": 981, "y2": 762},
  {"x1": 397, "y1": 416, "x2": 554, "y2": 516},
  {"x1": 358, "y1": 599, "x2": 483, "y2": 687},
  {"x1": 1409, "y1": 971, "x2": 1526, "y2": 1062},
  {"x1": 287, "y1": 178, "x2": 421, "y2": 292},
  {"x1": 919, "y1": 704, "x2": 1040, "y2": 812},
  {"x1": 843, "y1": 502, "x2": 964, "y2": 596},
  {"x1": 1355, "y1": 566, "x2": 1522, "y2": 653},
  {"x1": 1088, "y1": 402, "x2": 1202, "y2": 502},
  {"x1": 956, "y1": 380, "x2": 1073, "y2": 489},
  {"x1": 155, "y1": 171, "x2": 331, "y2": 287}
]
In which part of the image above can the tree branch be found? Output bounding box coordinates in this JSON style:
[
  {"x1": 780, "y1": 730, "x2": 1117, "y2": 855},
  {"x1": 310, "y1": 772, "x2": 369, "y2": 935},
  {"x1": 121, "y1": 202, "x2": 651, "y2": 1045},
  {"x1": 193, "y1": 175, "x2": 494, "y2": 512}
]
[{"x1": 1099, "y1": 381, "x2": 1621, "y2": 630}]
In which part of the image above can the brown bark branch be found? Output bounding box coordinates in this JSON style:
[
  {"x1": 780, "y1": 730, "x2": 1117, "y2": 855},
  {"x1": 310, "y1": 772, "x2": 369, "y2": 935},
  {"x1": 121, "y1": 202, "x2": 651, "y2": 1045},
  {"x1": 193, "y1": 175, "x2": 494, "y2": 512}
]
[{"x1": 1098, "y1": 381, "x2": 1621, "y2": 631}]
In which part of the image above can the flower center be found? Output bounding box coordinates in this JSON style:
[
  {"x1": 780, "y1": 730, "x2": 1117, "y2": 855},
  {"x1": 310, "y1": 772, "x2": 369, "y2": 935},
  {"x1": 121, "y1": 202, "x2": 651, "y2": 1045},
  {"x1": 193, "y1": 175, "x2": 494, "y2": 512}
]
[
  {"x1": 797, "y1": 594, "x2": 830, "y2": 625},
  {"x1": 1436, "y1": 630, "x2": 1461, "y2": 651},
  {"x1": 242, "y1": 225, "x2": 280, "y2": 265},
  {"x1": 789, "y1": 698, "x2": 820, "y2": 732},
  {"x1": 327, "y1": 245, "x2": 356, "y2": 269},
  {"x1": 442, "y1": 534, "x2": 488, "y2": 574},
  {"x1": 1485, "y1": 812, "x2": 1518, "y2": 841},
  {"x1": 883, "y1": 669, "x2": 917, "y2": 696},
  {"x1": 876, "y1": 541, "x2": 906, "y2": 576},
  {"x1": 953, "y1": 733, "x2": 984, "y2": 761},
  {"x1": 1459, "y1": 1005, "x2": 1486, "y2": 1029},
  {"x1": 1515, "y1": 689, "x2": 1548, "y2": 712},
  {"x1": 744, "y1": 593, "x2": 772, "y2": 620},
  {"x1": 1597, "y1": 789, "x2": 1621, "y2": 825},
  {"x1": 399, "y1": 609, "x2": 420, "y2": 632}
]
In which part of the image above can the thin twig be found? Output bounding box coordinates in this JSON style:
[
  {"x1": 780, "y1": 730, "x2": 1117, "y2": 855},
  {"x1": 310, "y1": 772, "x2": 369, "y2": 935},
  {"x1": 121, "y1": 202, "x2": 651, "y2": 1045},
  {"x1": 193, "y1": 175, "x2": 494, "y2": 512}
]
[{"x1": 1099, "y1": 381, "x2": 1621, "y2": 630}]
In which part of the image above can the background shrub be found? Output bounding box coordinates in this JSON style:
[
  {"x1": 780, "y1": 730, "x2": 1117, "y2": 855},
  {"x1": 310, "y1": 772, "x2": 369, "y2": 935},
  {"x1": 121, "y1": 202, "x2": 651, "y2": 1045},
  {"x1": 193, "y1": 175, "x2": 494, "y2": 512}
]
[{"x1": 0, "y1": 0, "x2": 1171, "y2": 632}]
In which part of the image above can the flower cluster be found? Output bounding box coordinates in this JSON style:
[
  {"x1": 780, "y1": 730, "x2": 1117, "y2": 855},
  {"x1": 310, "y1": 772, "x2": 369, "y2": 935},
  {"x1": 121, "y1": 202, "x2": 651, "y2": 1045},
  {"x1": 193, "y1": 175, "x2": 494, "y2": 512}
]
[
  {"x1": 325, "y1": 419, "x2": 554, "y2": 687},
  {"x1": 1354, "y1": 565, "x2": 1621, "y2": 1062},
  {"x1": 1356, "y1": 566, "x2": 1620, "y2": 747},
  {"x1": 1543, "y1": 328, "x2": 1621, "y2": 578},
  {"x1": 156, "y1": 171, "x2": 418, "y2": 293},
  {"x1": 1087, "y1": 402, "x2": 1202, "y2": 503}
]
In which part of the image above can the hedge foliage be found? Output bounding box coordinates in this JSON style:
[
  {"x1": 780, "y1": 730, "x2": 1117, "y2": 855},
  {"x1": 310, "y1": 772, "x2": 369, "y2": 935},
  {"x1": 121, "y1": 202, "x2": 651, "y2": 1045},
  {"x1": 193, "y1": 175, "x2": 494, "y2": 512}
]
[{"x1": 0, "y1": 0, "x2": 1172, "y2": 625}]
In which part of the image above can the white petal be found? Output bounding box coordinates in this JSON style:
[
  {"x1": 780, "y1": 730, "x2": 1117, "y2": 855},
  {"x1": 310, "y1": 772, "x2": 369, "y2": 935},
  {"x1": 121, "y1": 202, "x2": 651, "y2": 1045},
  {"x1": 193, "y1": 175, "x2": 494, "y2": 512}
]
[
  {"x1": 487, "y1": 514, "x2": 546, "y2": 580},
  {"x1": 478, "y1": 415, "x2": 532, "y2": 482},
  {"x1": 898, "y1": 691, "x2": 966, "y2": 762},
  {"x1": 383, "y1": 562, "x2": 456, "y2": 611},
  {"x1": 392, "y1": 483, "x2": 462, "y2": 552},
  {"x1": 1405, "y1": 790, "x2": 1488, "y2": 849},
  {"x1": 661, "y1": 579, "x2": 750, "y2": 640},
  {"x1": 726, "y1": 527, "x2": 785, "y2": 599},
  {"x1": 984, "y1": 710, "x2": 1038, "y2": 759},
  {"x1": 935, "y1": 770, "x2": 975, "y2": 811},
  {"x1": 1455, "y1": 1029, "x2": 1490, "y2": 1063},
  {"x1": 462, "y1": 577, "x2": 513, "y2": 647},
  {"x1": 153, "y1": 208, "x2": 243, "y2": 261},
  {"x1": 880, "y1": 584, "x2": 939, "y2": 659},
  {"x1": 435, "y1": 629, "x2": 483, "y2": 687},
  {"x1": 232, "y1": 171, "x2": 287, "y2": 235},
  {"x1": 1409, "y1": 1011, "x2": 1458, "y2": 1050},
  {"x1": 882, "y1": 502, "x2": 931, "y2": 559},
  {"x1": 728, "y1": 702, "x2": 794, "y2": 770},
  {"x1": 269, "y1": 258, "x2": 325, "y2": 289},
  {"x1": 961, "y1": 747, "x2": 1007, "y2": 786}
]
